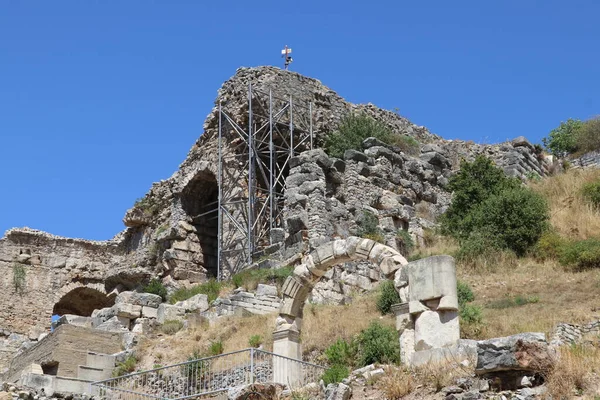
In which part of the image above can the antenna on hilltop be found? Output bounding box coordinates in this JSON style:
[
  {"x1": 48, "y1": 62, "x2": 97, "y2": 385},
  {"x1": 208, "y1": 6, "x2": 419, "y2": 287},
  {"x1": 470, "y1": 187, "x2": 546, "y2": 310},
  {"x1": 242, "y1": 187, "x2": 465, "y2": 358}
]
[{"x1": 281, "y1": 45, "x2": 293, "y2": 70}]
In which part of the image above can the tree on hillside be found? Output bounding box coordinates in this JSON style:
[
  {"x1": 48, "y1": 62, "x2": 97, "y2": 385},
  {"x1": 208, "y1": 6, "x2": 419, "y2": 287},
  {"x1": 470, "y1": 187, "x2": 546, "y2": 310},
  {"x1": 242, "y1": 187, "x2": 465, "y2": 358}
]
[
  {"x1": 441, "y1": 156, "x2": 549, "y2": 256},
  {"x1": 542, "y1": 118, "x2": 583, "y2": 157}
]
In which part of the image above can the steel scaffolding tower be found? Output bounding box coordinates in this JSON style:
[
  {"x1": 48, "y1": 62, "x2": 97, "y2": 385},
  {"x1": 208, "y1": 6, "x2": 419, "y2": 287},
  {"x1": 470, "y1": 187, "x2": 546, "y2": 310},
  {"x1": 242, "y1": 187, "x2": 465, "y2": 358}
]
[{"x1": 215, "y1": 84, "x2": 313, "y2": 278}]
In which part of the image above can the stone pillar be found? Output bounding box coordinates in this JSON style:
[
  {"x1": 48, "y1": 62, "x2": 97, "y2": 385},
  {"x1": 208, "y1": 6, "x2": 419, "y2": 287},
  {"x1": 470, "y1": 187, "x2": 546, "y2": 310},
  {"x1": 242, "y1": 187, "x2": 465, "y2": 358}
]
[
  {"x1": 272, "y1": 329, "x2": 302, "y2": 386},
  {"x1": 392, "y1": 303, "x2": 415, "y2": 365}
]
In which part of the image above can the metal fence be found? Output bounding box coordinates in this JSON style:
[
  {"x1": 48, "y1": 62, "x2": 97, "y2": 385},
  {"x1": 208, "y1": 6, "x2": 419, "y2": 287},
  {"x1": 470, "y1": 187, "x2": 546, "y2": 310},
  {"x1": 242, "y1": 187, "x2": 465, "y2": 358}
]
[{"x1": 91, "y1": 348, "x2": 325, "y2": 400}]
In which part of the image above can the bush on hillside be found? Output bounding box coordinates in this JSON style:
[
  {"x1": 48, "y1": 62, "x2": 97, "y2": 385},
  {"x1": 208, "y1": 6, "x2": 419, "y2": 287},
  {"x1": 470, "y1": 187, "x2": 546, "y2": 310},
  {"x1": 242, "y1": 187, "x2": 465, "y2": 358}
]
[
  {"x1": 322, "y1": 364, "x2": 350, "y2": 385},
  {"x1": 324, "y1": 338, "x2": 356, "y2": 367},
  {"x1": 389, "y1": 134, "x2": 420, "y2": 156},
  {"x1": 559, "y1": 238, "x2": 600, "y2": 270},
  {"x1": 396, "y1": 229, "x2": 414, "y2": 256},
  {"x1": 356, "y1": 322, "x2": 400, "y2": 366},
  {"x1": 144, "y1": 278, "x2": 168, "y2": 301},
  {"x1": 441, "y1": 156, "x2": 549, "y2": 256},
  {"x1": 532, "y1": 230, "x2": 566, "y2": 261},
  {"x1": 457, "y1": 280, "x2": 475, "y2": 307},
  {"x1": 459, "y1": 304, "x2": 483, "y2": 324},
  {"x1": 582, "y1": 181, "x2": 600, "y2": 210},
  {"x1": 376, "y1": 280, "x2": 401, "y2": 315},
  {"x1": 324, "y1": 113, "x2": 393, "y2": 158},
  {"x1": 542, "y1": 119, "x2": 583, "y2": 157}
]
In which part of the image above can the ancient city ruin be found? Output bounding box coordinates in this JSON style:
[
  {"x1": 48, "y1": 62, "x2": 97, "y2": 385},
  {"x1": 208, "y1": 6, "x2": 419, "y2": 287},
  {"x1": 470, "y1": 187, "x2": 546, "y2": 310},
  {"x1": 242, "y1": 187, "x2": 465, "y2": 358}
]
[{"x1": 0, "y1": 66, "x2": 577, "y2": 398}]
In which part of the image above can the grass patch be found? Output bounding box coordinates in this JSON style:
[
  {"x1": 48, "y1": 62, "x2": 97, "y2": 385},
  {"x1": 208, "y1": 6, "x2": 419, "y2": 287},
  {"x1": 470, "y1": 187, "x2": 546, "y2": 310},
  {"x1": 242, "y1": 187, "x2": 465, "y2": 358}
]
[
  {"x1": 231, "y1": 266, "x2": 293, "y2": 291},
  {"x1": 486, "y1": 295, "x2": 540, "y2": 309},
  {"x1": 144, "y1": 278, "x2": 167, "y2": 301},
  {"x1": 169, "y1": 279, "x2": 222, "y2": 304},
  {"x1": 161, "y1": 320, "x2": 184, "y2": 335},
  {"x1": 546, "y1": 345, "x2": 600, "y2": 399},
  {"x1": 113, "y1": 355, "x2": 138, "y2": 377}
]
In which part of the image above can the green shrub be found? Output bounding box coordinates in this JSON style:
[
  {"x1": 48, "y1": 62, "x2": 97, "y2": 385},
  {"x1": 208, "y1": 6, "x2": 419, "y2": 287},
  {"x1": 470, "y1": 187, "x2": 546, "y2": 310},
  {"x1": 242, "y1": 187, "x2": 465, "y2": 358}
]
[
  {"x1": 248, "y1": 335, "x2": 263, "y2": 348},
  {"x1": 356, "y1": 322, "x2": 400, "y2": 366},
  {"x1": 396, "y1": 229, "x2": 414, "y2": 255},
  {"x1": 542, "y1": 118, "x2": 583, "y2": 157},
  {"x1": 209, "y1": 340, "x2": 224, "y2": 356},
  {"x1": 324, "y1": 113, "x2": 393, "y2": 158},
  {"x1": 113, "y1": 355, "x2": 138, "y2": 377},
  {"x1": 169, "y1": 279, "x2": 222, "y2": 304},
  {"x1": 559, "y1": 238, "x2": 600, "y2": 270},
  {"x1": 532, "y1": 231, "x2": 566, "y2": 261},
  {"x1": 582, "y1": 181, "x2": 600, "y2": 210},
  {"x1": 161, "y1": 320, "x2": 183, "y2": 335},
  {"x1": 321, "y1": 364, "x2": 350, "y2": 385},
  {"x1": 376, "y1": 280, "x2": 401, "y2": 315},
  {"x1": 231, "y1": 266, "x2": 293, "y2": 291},
  {"x1": 441, "y1": 156, "x2": 549, "y2": 256},
  {"x1": 183, "y1": 350, "x2": 211, "y2": 377},
  {"x1": 457, "y1": 281, "x2": 475, "y2": 307},
  {"x1": 144, "y1": 278, "x2": 168, "y2": 301},
  {"x1": 324, "y1": 339, "x2": 356, "y2": 367},
  {"x1": 389, "y1": 135, "x2": 420, "y2": 156},
  {"x1": 357, "y1": 210, "x2": 384, "y2": 243},
  {"x1": 459, "y1": 304, "x2": 483, "y2": 324}
]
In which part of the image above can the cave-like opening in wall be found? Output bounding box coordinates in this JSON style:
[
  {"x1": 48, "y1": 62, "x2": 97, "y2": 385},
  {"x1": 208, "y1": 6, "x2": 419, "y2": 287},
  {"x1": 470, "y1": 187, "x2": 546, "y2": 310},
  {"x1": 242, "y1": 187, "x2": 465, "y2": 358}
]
[
  {"x1": 181, "y1": 171, "x2": 219, "y2": 278},
  {"x1": 53, "y1": 287, "x2": 115, "y2": 317}
]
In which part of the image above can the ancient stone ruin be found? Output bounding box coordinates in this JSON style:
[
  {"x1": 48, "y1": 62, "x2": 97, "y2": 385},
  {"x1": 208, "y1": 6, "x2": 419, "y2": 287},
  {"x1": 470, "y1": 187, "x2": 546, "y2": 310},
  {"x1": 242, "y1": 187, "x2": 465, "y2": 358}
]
[{"x1": 0, "y1": 66, "x2": 555, "y2": 389}]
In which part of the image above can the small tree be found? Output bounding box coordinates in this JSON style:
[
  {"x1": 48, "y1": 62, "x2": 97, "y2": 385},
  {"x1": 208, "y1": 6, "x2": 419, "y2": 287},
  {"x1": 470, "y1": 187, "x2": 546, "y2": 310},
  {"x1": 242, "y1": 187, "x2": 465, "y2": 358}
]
[
  {"x1": 324, "y1": 113, "x2": 392, "y2": 158},
  {"x1": 542, "y1": 118, "x2": 583, "y2": 157}
]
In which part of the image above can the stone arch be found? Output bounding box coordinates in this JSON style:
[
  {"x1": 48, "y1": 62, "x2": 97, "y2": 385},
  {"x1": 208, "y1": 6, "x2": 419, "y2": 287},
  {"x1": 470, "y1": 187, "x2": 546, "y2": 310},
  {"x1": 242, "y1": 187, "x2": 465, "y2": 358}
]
[
  {"x1": 271, "y1": 237, "x2": 407, "y2": 383},
  {"x1": 53, "y1": 283, "x2": 116, "y2": 317},
  {"x1": 274, "y1": 236, "x2": 407, "y2": 334}
]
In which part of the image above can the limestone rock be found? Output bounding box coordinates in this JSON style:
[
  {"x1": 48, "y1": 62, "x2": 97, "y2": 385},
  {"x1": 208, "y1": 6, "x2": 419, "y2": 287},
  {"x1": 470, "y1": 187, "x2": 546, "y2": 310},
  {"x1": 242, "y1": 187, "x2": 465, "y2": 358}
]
[
  {"x1": 326, "y1": 382, "x2": 351, "y2": 400},
  {"x1": 174, "y1": 294, "x2": 209, "y2": 313},
  {"x1": 256, "y1": 284, "x2": 278, "y2": 297},
  {"x1": 157, "y1": 304, "x2": 186, "y2": 324},
  {"x1": 115, "y1": 291, "x2": 163, "y2": 308},
  {"x1": 475, "y1": 333, "x2": 553, "y2": 374}
]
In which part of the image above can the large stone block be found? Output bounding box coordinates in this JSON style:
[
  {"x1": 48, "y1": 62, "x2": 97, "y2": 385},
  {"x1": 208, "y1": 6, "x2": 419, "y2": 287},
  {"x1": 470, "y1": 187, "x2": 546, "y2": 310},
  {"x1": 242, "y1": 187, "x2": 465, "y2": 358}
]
[
  {"x1": 174, "y1": 294, "x2": 209, "y2": 313},
  {"x1": 113, "y1": 303, "x2": 142, "y2": 319},
  {"x1": 115, "y1": 291, "x2": 163, "y2": 308},
  {"x1": 408, "y1": 255, "x2": 458, "y2": 314},
  {"x1": 256, "y1": 284, "x2": 278, "y2": 297},
  {"x1": 414, "y1": 310, "x2": 459, "y2": 351},
  {"x1": 476, "y1": 333, "x2": 553, "y2": 374},
  {"x1": 157, "y1": 304, "x2": 186, "y2": 324}
]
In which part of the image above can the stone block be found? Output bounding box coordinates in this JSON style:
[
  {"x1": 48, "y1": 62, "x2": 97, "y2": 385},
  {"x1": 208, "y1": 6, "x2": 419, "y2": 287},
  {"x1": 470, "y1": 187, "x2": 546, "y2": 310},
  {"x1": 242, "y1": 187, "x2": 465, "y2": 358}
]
[
  {"x1": 174, "y1": 294, "x2": 209, "y2": 313},
  {"x1": 411, "y1": 339, "x2": 478, "y2": 367},
  {"x1": 157, "y1": 304, "x2": 186, "y2": 324},
  {"x1": 414, "y1": 310, "x2": 459, "y2": 351},
  {"x1": 142, "y1": 306, "x2": 159, "y2": 319},
  {"x1": 408, "y1": 255, "x2": 459, "y2": 314},
  {"x1": 96, "y1": 316, "x2": 130, "y2": 332},
  {"x1": 115, "y1": 291, "x2": 162, "y2": 308},
  {"x1": 56, "y1": 314, "x2": 92, "y2": 329},
  {"x1": 475, "y1": 333, "x2": 553, "y2": 375},
  {"x1": 256, "y1": 284, "x2": 278, "y2": 297},
  {"x1": 355, "y1": 238, "x2": 376, "y2": 259},
  {"x1": 113, "y1": 303, "x2": 142, "y2": 319}
]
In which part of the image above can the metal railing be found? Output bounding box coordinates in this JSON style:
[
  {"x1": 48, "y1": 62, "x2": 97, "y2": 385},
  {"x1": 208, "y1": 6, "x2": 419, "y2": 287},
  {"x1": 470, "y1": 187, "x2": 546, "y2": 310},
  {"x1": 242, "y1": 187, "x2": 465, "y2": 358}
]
[{"x1": 91, "y1": 348, "x2": 325, "y2": 399}]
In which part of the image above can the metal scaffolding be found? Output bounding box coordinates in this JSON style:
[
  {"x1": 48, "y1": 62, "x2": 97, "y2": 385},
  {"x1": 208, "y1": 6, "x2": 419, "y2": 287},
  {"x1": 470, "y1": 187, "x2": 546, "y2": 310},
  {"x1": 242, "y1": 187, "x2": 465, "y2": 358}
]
[{"x1": 214, "y1": 84, "x2": 313, "y2": 278}]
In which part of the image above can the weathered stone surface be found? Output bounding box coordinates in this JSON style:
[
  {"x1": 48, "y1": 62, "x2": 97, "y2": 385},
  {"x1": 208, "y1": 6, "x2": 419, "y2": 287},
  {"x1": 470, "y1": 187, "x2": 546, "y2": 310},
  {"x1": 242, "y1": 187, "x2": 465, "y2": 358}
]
[
  {"x1": 115, "y1": 291, "x2": 163, "y2": 308},
  {"x1": 326, "y1": 382, "x2": 352, "y2": 400},
  {"x1": 255, "y1": 284, "x2": 278, "y2": 297},
  {"x1": 157, "y1": 304, "x2": 186, "y2": 324},
  {"x1": 408, "y1": 255, "x2": 459, "y2": 313},
  {"x1": 174, "y1": 294, "x2": 209, "y2": 313},
  {"x1": 414, "y1": 310, "x2": 460, "y2": 350},
  {"x1": 475, "y1": 333, "x2": 553, "y2": 374},
  {"x1": 96, "y1": 316, "x2": 130, "y2": 332},
  {"x1": 113, "y1": 303, "x2": 142, "y2": 319}
]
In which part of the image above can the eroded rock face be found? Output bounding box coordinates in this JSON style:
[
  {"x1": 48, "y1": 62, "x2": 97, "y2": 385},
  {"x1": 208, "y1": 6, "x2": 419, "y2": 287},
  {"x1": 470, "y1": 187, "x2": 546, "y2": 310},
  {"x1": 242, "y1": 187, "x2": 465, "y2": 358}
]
[{"x1": 476, "y1": 333, "x2": 554, "y2": 374}]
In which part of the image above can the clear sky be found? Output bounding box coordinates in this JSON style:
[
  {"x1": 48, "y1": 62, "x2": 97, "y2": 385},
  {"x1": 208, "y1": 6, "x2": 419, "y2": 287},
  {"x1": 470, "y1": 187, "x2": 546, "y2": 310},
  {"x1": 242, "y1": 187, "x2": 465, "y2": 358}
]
[{"x1": 1, "y1": 1, "x2": 598, "y2": 240}]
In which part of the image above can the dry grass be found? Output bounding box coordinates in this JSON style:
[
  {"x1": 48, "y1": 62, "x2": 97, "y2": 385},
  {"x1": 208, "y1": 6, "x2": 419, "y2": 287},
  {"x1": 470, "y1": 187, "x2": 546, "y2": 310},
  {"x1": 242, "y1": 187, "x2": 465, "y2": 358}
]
[
  {"x1": 301, "y1": 292, "x2": 395, "y2": 359},
  {"x1": 378, "y1": 366, "x2": 415, "y2": 399},
  {"x1": 531, "y1": 168, "x2": 600, "y2": 240},
  {"x1": 414, "y1": 361, "x2": 473, "y2": 392},
  {"x1": 545, "y1": 345, "x2": 600, "y2": 399},
  {"x1": 136, "y1": 293, "x2": 393, "y2": 370},
  {"x1": 457, "y1": 258, "x2": 600, "y2": 340}
]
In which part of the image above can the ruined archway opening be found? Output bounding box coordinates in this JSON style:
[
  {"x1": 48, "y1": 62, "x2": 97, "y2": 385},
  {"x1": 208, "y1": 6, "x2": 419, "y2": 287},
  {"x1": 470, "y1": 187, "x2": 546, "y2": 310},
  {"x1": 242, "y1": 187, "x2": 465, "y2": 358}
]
[
  {"x1": 53, "y1": 287, "x2": 115, "y2": 317},
  {"x1": 181, "y1": 171, "x2": 219, "y2": 278}
]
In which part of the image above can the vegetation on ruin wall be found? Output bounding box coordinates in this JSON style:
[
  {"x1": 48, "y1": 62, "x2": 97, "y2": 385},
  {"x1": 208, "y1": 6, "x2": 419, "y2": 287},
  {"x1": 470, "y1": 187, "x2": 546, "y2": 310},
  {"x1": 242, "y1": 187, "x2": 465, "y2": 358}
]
[
  {"x1": 542, "y1": 116, "x2": 600, "y2": 157},
  {"x1": 12, "y1": 263, "x2": 26, "y2": 294},
  {"x1": 324, "y1": 113, "x2": 419, "y2": 158}
]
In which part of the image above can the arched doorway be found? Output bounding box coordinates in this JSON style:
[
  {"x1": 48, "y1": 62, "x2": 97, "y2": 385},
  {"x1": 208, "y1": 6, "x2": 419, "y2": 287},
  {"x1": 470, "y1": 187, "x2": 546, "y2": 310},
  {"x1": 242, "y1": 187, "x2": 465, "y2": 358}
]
[
  {"x1": 181, "y1": 171, "x2": 219, "y2": 277},
  {"x1": 53, "y1": 287, "x2": 115, "y2": 317}
]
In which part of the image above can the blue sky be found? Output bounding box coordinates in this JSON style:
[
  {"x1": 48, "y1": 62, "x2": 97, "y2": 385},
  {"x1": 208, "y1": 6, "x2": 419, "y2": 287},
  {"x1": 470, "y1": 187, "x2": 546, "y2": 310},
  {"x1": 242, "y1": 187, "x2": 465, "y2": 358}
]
[{"x1": 1, "y1": 1, "x2": 598, "y2": 240}]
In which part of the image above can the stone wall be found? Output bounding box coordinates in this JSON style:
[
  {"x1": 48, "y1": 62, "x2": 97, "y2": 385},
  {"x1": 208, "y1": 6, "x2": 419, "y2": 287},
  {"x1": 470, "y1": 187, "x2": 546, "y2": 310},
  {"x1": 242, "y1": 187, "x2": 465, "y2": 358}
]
[
  {"x1": 3, "y1": 324, "x2": 122, "y2": 383},
  {"x1": 550, "y1": 320, "x2": 600, "y2": 347},
  {"x1": 571, "y1": 150, "x2": 600, "y2": 169}
]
